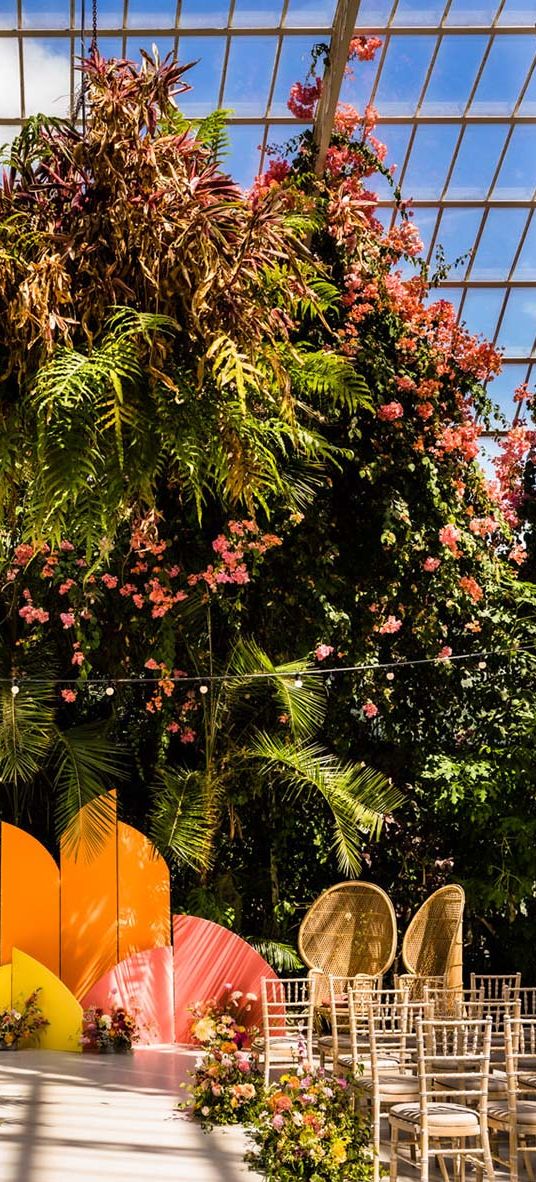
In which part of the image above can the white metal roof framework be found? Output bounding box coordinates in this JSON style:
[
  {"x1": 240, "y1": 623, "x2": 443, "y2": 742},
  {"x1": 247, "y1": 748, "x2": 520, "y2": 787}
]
[{"x1": 0, "y1": 0, "x2": 534, "y2": 425}]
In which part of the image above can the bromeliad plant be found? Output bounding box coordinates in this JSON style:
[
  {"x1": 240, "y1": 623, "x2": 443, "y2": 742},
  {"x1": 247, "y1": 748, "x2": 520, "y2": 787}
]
[
  {"x1": 245, "y1": 1064, "x2": 373, "y2": 1181},
  {"x1": 182, "y1": 987, "x2": 262, "y2": 1129}
]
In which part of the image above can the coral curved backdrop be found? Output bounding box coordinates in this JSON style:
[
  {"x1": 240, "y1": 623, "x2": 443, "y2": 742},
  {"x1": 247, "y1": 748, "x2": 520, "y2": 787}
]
[
  {"x1": 81, "y1": 946, "x2": 174, "y2": 1044},
  {"x1": 172, "y1": 915, "x2": 277, "y2": 1043}
]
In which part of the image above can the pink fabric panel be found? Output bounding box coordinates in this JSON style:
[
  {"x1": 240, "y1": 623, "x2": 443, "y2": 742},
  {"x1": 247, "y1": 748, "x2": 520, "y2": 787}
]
[
  {"x1": 172, "y1": 915, "x2": 277, "y2": 1043},
  {"x1": 81, "y1": 946, "x2": 174, "y2": 1045}
]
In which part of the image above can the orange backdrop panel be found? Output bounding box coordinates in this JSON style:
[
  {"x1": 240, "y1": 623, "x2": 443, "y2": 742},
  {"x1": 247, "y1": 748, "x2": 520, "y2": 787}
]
[
  {"x1": 1, "y1": 822, "x2": 60, "y2": 974},
  {"x1": 173, "y1": 915, "x2": 277, "y2": 1043},
  {"x1": 60, "y1": 798, "x2": 119, "y2": 1000},
  {"x1": 118, "y1": 822, "x2": 170, "y2": 962}
]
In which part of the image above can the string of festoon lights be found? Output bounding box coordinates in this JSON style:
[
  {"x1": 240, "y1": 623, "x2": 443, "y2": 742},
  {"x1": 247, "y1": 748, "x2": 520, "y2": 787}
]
[{"x1": 4, "y1": 646, "x2": 533, "y2": 697}]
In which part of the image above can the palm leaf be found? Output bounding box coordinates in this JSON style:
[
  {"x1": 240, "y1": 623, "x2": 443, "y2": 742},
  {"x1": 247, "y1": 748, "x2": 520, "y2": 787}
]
[
  {"x1": 227, "y1": 637, "x2": 326, "y2": 738},
  {"x1": 249, "y1": 938, "x2": 303, "y2": 973},
  {"x1": 0, "y1": 681, "x2": 54, "y2": 786},
  {"x1": 150, "y1": 766, "x2": 216, "y2": 872},
  {"x1": 52, "y1": 722, "x2": 127, "y2": 859}
]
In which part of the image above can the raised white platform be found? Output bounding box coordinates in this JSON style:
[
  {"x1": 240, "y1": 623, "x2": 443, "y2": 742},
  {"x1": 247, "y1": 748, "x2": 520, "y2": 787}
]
[{"x1": 0, "y1": 1045, "x2": 260, "y2": 1181}]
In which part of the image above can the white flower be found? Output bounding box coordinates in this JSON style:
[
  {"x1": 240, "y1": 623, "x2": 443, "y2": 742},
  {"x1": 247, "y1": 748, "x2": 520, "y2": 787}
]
[
  {"x1": 201, "y1": 1106, "x2": 210, "y2": 1116},
  {"x1": 102, "y1": 1014, "x2": 112, "y2": 1028}
]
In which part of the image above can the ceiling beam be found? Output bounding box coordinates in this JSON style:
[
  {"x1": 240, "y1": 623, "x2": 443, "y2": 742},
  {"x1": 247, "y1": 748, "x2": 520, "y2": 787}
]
[{"x1": 312, "y1": 0, "x2": 360, "y2": 176}]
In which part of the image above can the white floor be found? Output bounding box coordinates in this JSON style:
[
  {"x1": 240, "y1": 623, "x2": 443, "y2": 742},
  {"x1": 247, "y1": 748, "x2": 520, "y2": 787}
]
[{"x1": 0, "y1": 1046, "x2": 260, "y2": 1182}]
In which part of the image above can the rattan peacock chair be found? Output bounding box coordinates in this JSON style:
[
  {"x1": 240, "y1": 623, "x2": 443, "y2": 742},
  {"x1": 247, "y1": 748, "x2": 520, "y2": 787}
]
[
  {"x1": 298, "y1": 881, "x2": 397, "y2": 979},
  {"x1": 401, "y1": 884, "x2": 465, "y2": 989}
]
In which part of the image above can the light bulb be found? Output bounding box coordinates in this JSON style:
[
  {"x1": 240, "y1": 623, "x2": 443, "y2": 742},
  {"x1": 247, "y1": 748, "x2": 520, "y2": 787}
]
[
  {"x1": 105, "y1": 685, "x2": 115, "y2": 696},
  {"x1": 294, "y1": 674, "x2": 303, "y2": 689},
  {"x1": 386, "y1": 672, "x2": 395, "y2": 681},
  {"x1": 199, "y1": 683, "x2": 209, "y2": 695},
  {"x1": 478, "y1": 660, "x2": 487, "y2": 670},
  {"x1": 11, "y1": 684, "x2": 20, "y2": 697}
]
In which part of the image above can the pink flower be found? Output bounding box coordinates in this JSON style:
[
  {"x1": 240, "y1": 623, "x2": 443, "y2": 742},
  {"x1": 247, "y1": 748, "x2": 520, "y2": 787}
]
[
  {"x1": 144, "y1": 658, "x2": 160, "y2": 670},
  {"x1": 416, "y1": 401, "x2": 434, "y2": 420},
  {"x1": 377, "y1": 401, "x2": 404, "y2": 422},
  {"x1": 379, "y1": 615, "x2": 402, "y2": 635},
  {"x1": 362, "y1": 701, "x2": 379, "y2": 718},
  {"x1": 272, "y1": 1114, "x2": 285, "y2": 1131},
  {"x1": 59, "y1": 612, "x2": 76, "y2": 629},
  {"x1": 180, "y1": 728, "x2": 196, "y2": 744},
  {"x1": 315, "y1": 644, "x2": 334, "y2": 661},
  {"x1": 287, "y1": 77, "x2": 322, "y2": 119},
  {"x1": 509, "y1": 543, "x2": 527, "y2": 566},
  {"x1": 438, "y1": 646, "x2": 452, "y2": 660},
  {"x1": 167, "y1": 721, "x2": 180, "y2": 733},
  {"x1": 58, "y1": 579, "x2": 75, "y2": 595},
  {"x1": 101, "y1": 573, "x2": 118, "y2": 589},
  {"x1": 61, "y1": 689, "x2": 77, "y2": 703},
  {"x1": 423, "y1": 557, "x2": 441, "y2": 572},
  {"x1": 459, "y1": 575, "x2": 483, "y2": 603},
  {"x1": 439, "y1": 525, "x2": 461, "y2": 558},
  {"x1": 348, "y1": 35, "x2": 382, "y2": 62},
  {"x1": 71, "y1": 650, "x2": 85, "y2": 666},
  {"x1": 13, "y1": 543, "x2": 35, "y2": 565},
  {"x1": 60, "y1": 539, "x2": 75, "y2": 552}
]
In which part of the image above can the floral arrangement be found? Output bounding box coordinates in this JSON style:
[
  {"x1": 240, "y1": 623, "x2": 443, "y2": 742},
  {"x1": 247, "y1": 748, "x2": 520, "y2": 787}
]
[
  {"x1": 81, "y1": 1005, "x2": 139, "y2": 1053},
  {"x1": 182, "y1": 986, "x2": 262, "y2": 1129},
  {"x1": 0, "y1": 989, "x2": 49, "y2": 1049},
  {"x1": 246, "y1": 1064, "x2": 373, "y2": 1181}
]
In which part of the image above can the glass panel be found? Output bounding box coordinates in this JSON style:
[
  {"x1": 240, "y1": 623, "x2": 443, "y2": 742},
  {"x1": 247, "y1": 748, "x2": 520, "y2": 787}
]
[
  {"x1": 402, "y1": 124, "x2": 460, "y2": 199},
  {"x1": 224, "y1": 36, "x2": 278, "y2": 115},
  {"x1": 226, "y1": 124, "x2": 263, "y2": 188},
  {"x1": 232, "y1": 1, "x2": 283, "y2": 26},
  {"x1": 427, "y1": 286, "x2": 464, "y2": 313},
  {"x1": 0, "y1": 40, "x2": 20, "y2": 117},
  {"x1": 432, "y1": 208, "x2": 483, "y2": 278},
  {"x1": 339, "y1": 46, "x2": 380, "y2": 113},
  {"x1": 498, "y1": 291, "x2": 536, "y2": 356},
  {"x1": 514, "y1": 214, "x2": 536, "y2": 281},
  {"x1": 264, "y1": 121, "x2": 312, "y2": 159},
  {"x1": 24, "y1": 38, "x2": 71, "y2": 118},
  {"x1": 478, "y1": 436, "x2": 503, "y2": 480},
  {"x1": 486, "y1": 363, "x2": 530, "y2": 420},
  {"x1": 176, "y1": 36, "x2": 226, "y2": 113},
  {"x1": 284, "y1": 0, "x2": 336, "y2": 27},
  {"x1": 270, "y1": 35, "x2": 319, "y2": 116},
  {"x1": 0, "y1": 2, "x2": 17, "y2": 28},
  {"x1": 497, "y1": 1, "x2": 536, "y2": 24},
  {"x1": 421, "y1": 35, "x2": 487, "y2": 114},
  {"x1": 374, "y1": 36, "x2": 436, "y2": 115},
  {"x1": 470, "y1": 209, "x2": 529, "y2": 280},
  {"x1": 371, "y1": 124, "x2": 413, "y2": 199},
  {"x1": 127, "y1": 37, "x2": 176, "y2": 61},
  {"x1": 126, "y1": 0, "x2": 175, "y2": 27},
  {"x1": 392, "y1": 0, "x2": 447, "y2": 24},
  {"x1": 493, "y1": 126, "x2": 536, "y2": 199},
  {"x1": 355, "y1": 1, "x2": 393, "y2": 24},
  {"x1": 22, "y1": 0, "x2": 69, "y2": 28},
  {"x1": 460, "y1": 287, "x2": 505, "y2": 339},
  {"x1": 470, "y1": 35, "x2": 534, "y2": 114},
  {"x1": 446, "y1": 1, "x2": 500, "y2": 24},
  {"x1": 0, "y1": 126, "x2": 20, "y2": 154},
  {"x1": 446, "y1": 124, "x2": 506, "y2": 198},
  {"x1": 179, "y1": 0, "x2": 230, "y2": 26},
  {"x1": 97, "y1": 37, "x2": 124, "y2": 60},
  {"x1": 92, "y1": 0, "x2": 124, "y2": 23},
  {"x1": 519, "y1": 67, "x2": 536, "y2": 116}
]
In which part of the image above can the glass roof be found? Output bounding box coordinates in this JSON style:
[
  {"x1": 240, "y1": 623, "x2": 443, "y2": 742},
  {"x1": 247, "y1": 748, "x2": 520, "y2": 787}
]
[{"x1": 0, "y1": 0, "x2": 534, "y2": 425}]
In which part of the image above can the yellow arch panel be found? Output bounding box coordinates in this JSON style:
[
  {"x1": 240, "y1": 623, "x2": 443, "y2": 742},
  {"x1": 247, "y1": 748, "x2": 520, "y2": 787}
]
[
  {"x1": 118, "y1": 822, "x2": 170, "y2": 961},
  {"x1": 12, "y1": 948, "x2": 82, "y2": 1053},
  {"x1": 1, "y1": 822, "x2": 60, "y2": 973},
  {"x1": 60, "y1": 793, "x2": 119, "y2": 1000},
  {"x1": 0, "y1": 962, "x2": 11, "y2": 1009}
]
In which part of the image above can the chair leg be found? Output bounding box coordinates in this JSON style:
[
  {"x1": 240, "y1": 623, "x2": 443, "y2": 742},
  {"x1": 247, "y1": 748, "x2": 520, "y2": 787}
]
[
  {"x1": 420, "y1": 1131, "x2": 429, "y2": 1182},
  {"x1": 481, "y1": 1124, "x2": 496, "y2": 1182},
  {"x1": 372, "y1": 1098, "x2": 380, "y2": 1182},
  {"x1": 389, "y1": 1124, "x2": 399, "y2": 1182}
]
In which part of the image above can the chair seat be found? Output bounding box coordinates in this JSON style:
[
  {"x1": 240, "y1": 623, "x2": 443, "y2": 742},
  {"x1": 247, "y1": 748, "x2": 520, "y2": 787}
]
[
  {"x1": 251, "y1": 1037, "x2": 312, "y2": 1059},
  {"x1": 318, "y1": 1033, "x2": 352, "y2": 1050},
  {"x1": 359, "y1": 1074, "x2": 419, "y2": 1098},
  {"x1": 520, "y1": 1072, "x2": 536, "y2": 1089},
  {"x1": 390, "y1": 1102, "x2": 481, "y2": 1136},
  {"x1": 489, "y1": 1100, "x2": 536, "y2": 1127}
]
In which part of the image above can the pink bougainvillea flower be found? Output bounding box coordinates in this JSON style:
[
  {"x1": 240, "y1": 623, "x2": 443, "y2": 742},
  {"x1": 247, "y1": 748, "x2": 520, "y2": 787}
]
[
  {"x1": 377, "y1": 400, "x2": 404, "y2": 422},
  {"x1": 459, "y1": 575, "x2": 483, "y2": 602},
  {"x1": 379, "y1": 615, "x2": 402, "y2": 635},
  {"x1": 509, "y1": 543, "x2": 527, "y2": 566},
  {"x1": 59, "y1": 611, "x2": 76, "y2": 629},
  {"x1": 423, "y1": 557, "x2": 441, "y2": 572},
  {"x1": 315, "y1": 644, "x2": 334, "y2": 661},
  {"x1": 439, "y1": 524, "x2": 462, "y2": 557},
  {"x1": 438, "y1": 646, "x2": 452, "y2": 660},
  {"x1": 71, "y1": 650, "x2": 85, "y2": 666},
  {"x1": 101, "y1": 573, "x2": 118, "y2": 589},
  {"x1": 362, "y1": 701, "x2": 379, "y2": 718},
  {"x1": 61, "y1": 689, "x2": 77, "y2": 703}
]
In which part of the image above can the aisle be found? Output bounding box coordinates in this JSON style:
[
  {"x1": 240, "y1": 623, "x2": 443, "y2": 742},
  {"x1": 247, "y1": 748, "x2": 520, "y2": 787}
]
[{"x1": 0, "y1": 1046, "x2": 259, "y2": 1182}]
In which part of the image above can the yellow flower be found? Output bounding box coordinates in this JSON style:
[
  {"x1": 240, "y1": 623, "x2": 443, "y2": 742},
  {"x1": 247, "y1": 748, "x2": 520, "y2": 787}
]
[
  {"x1": 3, "y1": 1033, "x2": 14, "y2": 1046},
  {"x1": 330, "y1": 1138, "x2": 347, "y2": 1164},
  {"x1": 192, "y1": 1017, "x2": 216, "y2": 1043}
]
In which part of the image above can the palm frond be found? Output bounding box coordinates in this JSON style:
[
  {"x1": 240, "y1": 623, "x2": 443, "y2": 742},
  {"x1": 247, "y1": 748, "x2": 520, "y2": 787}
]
[
  {"x1": 249, "y1": 938, "x2": 303, "y2": 973},
  {"x1": 0, "y1": 681, "x2": 54, "y2": 786},
  {"x1": 52, "y1": 722, "x2": 127, "y2": 859},
  {"x1": 227, "y1": 637, "x2": 326, "y2": 738},
  {"x1": 150, "y1": 766, "x2": 216, "y2": 872},
  {"x1": 249, "y1": 733, "x2": 403, "y2": 875}
]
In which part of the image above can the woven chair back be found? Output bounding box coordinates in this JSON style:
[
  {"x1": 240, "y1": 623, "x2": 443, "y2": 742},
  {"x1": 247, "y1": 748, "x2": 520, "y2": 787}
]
[
  {"x1": 298, "y1": 881, "x2": 397, "y2": 978},
  {"x1": 402, "y1": 883, "x2": 465, "y2": 979}
]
